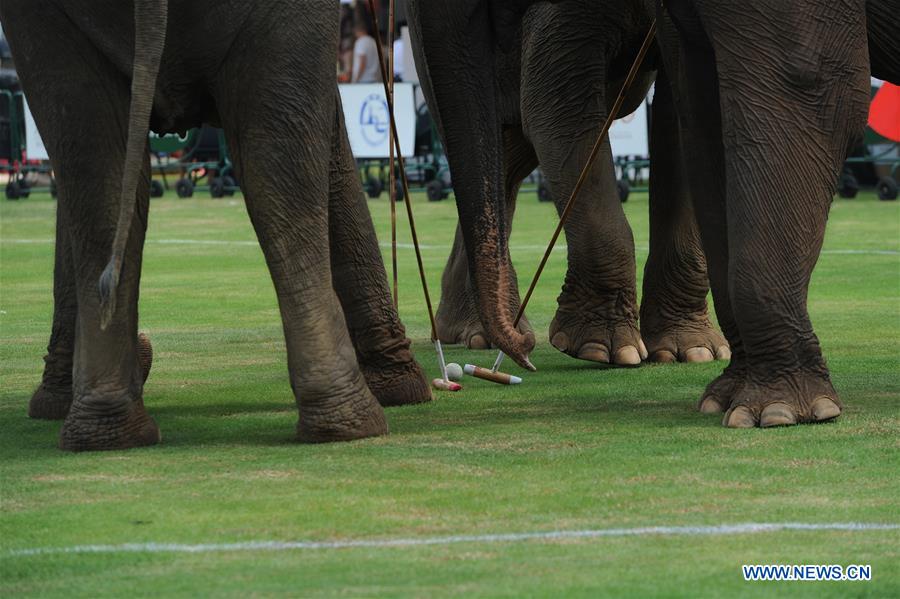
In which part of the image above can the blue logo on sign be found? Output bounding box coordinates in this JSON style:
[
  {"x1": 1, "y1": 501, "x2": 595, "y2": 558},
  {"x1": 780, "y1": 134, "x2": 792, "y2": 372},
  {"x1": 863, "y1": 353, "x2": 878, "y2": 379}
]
[{"x1": 360, "y1": 94, "x2": 389, "y2": 147}]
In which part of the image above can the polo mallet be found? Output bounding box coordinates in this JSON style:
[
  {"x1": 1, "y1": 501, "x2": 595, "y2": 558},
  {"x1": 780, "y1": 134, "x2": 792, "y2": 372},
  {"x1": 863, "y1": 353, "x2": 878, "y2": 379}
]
[
  {"x1": 366, "y1": 0, "x2": 460, "y2": 392},
  {"x1": 489, "y1": 20, "x2": 658, "y2": 377}
]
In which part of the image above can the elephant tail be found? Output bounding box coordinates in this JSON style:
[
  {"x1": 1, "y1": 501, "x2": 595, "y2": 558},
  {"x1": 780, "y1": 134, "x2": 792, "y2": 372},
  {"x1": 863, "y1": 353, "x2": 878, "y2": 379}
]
[{"x1": 99, "y1": 0, "x2": 168, "y2": 330}]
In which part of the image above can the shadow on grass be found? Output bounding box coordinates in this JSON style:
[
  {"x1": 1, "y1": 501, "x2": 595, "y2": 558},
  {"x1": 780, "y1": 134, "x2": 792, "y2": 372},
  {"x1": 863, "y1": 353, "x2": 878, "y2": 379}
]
[{"x1": 0, "y1": 369, "x2": 718, "y2": 453}]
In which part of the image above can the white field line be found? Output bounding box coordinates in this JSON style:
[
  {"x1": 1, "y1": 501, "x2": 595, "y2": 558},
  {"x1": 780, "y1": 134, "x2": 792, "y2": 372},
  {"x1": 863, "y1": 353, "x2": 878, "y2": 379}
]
[
  {"x1": 2, "y1": 238, "x2": 899, "y2": 256},
  {"x1": 6, "y1": 522, "x2": 899, "y2": 557}
]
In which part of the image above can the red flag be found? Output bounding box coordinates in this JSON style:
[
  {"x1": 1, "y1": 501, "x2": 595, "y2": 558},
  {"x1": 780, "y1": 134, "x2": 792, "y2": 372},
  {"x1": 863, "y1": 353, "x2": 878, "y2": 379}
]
[{"x1": 868, "y1": 82, "x2": 900, "y2": 143}]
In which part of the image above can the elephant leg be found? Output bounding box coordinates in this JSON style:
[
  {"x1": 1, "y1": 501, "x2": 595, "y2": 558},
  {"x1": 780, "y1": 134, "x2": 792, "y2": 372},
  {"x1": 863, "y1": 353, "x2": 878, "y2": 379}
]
[
  {"x1": 699, "y1": 1, "x2": 868, "y2": 428},
  {"x1": 544, "y1": 139, "x2": 643, "y2": 367},
  {"x1": 524, "y1": 130, "x2": 642, "y2": 365},
  {"x1": 29, "y1": 205, "x2": 77, "y2": 419},
  {"x1": 655, "y1": 14, "x2": 746, "y2": 413},
  {"x1": 640, "y1": 65, "x2": 729, "y2": 364},
  {"x1": 327, "y1": 96, "x2": 431, "y2": 408},
  {"x1": 215, "y1": 13, "x2": 385, "y2": 442},
  {"x1": 30, "y1": 206, "x2": 153, "y2": 420},
  {"x1": 520, "y1": 12, "x2": 643, "y2": 366},
  {"x1": 4, "y1": 4, "x2": 159, "y2": 451},
  {"x1": 435, "y1": 127, "x2": 536, "y2": 349}
]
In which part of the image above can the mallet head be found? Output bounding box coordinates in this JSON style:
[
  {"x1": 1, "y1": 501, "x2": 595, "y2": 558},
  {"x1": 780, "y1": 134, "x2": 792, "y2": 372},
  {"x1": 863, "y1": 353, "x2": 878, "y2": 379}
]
[{"x1": 432, "y1": 378, "x2": 462, "y2": 392}]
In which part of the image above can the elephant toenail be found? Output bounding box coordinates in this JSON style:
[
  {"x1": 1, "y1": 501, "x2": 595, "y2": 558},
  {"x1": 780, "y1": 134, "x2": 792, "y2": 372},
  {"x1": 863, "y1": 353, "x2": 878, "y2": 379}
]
[
  {"x1": 468, "y1": 334, "x2": 489, "y2": 350},
  {"x1": 649, "y1": 350, "x2": 676, "y2": 363},
  {"x1": 550, "y1": 332, "x2": 569, "y2": 352},
  {"x1": 576, "y1": 342, "x2": 609, "y2": 363},
  {"x1": 614, "y1": 345, "x2": 641, "y2": 366},
  {"x1": 699, "y1": 396, "x2": 725, "y2": 414},
  {"x1": 638, "y1": 339, "x2": 648, "y2": 360},
  {"x1": 760, "y1": 402, "x2": 798, "y2": 427},
  {"x1": 684, "y1": 347, "x2": 714, "y2": 363},
  {"x1": 724, "y1": 406, "x2": 755, "y2": 428},
  {"x1": 715, "y1": 345, "x2": 732, "y2": 361},
  {"x1": 811, "y1": 397, "x2": 841, "y2": 422}
]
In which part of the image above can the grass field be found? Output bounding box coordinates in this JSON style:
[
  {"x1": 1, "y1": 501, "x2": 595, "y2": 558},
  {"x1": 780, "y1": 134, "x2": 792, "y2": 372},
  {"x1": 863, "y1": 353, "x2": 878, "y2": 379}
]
[{"x1": 1, "y1": 187, "x2": 898, "y2": 597}]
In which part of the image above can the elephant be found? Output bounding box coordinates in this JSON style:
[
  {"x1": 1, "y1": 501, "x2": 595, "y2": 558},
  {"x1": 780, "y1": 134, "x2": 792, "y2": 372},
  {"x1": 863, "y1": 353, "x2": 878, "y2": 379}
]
[
  {"x1": 3, "y1": 0, "x2": 431, "y2": 450},
  {"x1": 411, "y1": 0, "x2": 886, "y2": 427},
  {"x1": 413, "y1": 0, "x2": 730, "y2": 367},
  {"x1": 867, "y1": 0, "x2": 900, "y2": 84},
  {"x1": 655, "y1": 0, "x2": 881, "y2": 427}
]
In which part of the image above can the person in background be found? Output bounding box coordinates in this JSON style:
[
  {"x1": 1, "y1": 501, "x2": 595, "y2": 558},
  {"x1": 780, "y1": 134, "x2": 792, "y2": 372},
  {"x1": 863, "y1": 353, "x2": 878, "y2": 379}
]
[
  {"x1": 351, "y1": 15, "x2": 381, "y2": 83},
  {"x1": 392, "y1": 21, "x2": 406, "y2": 82}
]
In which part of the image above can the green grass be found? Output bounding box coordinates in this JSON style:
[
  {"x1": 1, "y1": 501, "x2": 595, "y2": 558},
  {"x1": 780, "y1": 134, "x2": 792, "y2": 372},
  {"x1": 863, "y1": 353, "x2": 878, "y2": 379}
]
[{"x1": 1, "y1": 187, "x2": 899, "y2": 597}]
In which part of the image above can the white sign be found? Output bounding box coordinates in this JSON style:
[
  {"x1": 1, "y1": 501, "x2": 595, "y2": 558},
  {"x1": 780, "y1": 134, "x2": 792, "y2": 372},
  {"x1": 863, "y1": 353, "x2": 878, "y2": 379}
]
[
  {"x1": 23, "y1": 96, "x2": 50, "y2": 161},
  {"x1": 609, "y1": 100, "x2": 648, "y2": 158},
  {"x1": 339, "y1": 83, "x2": 416, "y2": 158}
]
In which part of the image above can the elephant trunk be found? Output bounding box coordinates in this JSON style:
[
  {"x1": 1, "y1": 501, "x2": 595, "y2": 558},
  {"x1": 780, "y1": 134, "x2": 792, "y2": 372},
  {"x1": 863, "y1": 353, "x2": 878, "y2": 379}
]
[
  {"x1": 409, "y1": 0, "x2": 534, "y2": 369},
  {"x1": 99, "y1": 0, "x2": 168, "y2": 329}
]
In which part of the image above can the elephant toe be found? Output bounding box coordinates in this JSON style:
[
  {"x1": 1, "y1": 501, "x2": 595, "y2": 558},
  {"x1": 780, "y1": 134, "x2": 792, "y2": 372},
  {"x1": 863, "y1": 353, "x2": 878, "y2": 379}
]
[
  {"x1": 649, "y1": 349, "x2": 677, "y2": 363},
  {"x1": 614, "y1": 345, "x2": 641, "y2": 366},
  {"x1": 759, "y1": 402, "x2": 798, "y2": 428},
  {"x1": 467, "y1": 333, "x2": 490, "y2": 350},
  {"x1": 684, "y1": 347, "x2": 715, "y2": 363},
  {"x1": 723, "y1": 405, "x2": 756, "y2": 428},
  {"x1": 811, "y1": 396, "x2": 841, "y2": 422},
  {"x1": 698, "y1": 395, "x2": 727, "y2": 414}
]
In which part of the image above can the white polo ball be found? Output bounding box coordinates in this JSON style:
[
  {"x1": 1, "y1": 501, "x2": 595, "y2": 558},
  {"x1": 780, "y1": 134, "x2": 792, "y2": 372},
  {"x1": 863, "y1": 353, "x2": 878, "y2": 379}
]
[{"x1": 445, "y1": 362, "x2": 464, "y2": 382}]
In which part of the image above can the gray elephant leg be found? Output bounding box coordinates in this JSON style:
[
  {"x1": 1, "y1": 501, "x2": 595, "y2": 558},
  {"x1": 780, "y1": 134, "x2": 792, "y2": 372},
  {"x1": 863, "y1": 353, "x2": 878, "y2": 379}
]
[
  {"x1": 435, "y1": 127, "x2": 536, "y2": 349},
  {"x1": 4, "y1": 4, "x2": 159, "y2": 451},
  {"x1": 655, "y1": 15, "x2": 747, "y2": 414},
  {"x1": 215, "y1": 15, "x2": 385, "y2": 442},
  {"x1": 541, "y1": 137, "x2": 643, "y2": 366},
  {"x1": 30, "y1": 206, "x2": 153, "y2": 420},
  {"x1": 694, "y1": 0, "x2": 867, "y2": 427},
  {"x1": 639, "y1": 66, "x2": 729, "y2": 364},
  {"x1": 519, "y1": 6, "x2": 643, "y2": 366},
  {"x1": 29, "y1": 204, "x2": 76, "y2": 419},
  {"x1": 521, "y1": 110, "x2": 642, "y2": 365},
  {"x1": 328, "y1": 96, "x2": 431, "y2": 408}
]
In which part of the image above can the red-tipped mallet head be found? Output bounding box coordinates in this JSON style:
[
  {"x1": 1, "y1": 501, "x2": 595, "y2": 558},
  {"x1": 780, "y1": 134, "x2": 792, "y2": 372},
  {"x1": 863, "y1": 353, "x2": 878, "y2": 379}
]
[{"x1": 432, "y1": 378, "x2": 462, "y2": 392}]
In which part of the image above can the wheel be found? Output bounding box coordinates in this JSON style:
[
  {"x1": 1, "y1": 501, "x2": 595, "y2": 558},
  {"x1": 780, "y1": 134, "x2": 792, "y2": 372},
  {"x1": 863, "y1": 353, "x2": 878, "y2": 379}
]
[
  {"x1": 876, "y1": 176, "x2": 898, "y2": 201},
  {"x1": 6, "y1": 180, "x2": 21, "y2": 200},
  {"x1": 222, "y1": 176, "x2": 237, "y2": 196},
  {"x1": 617, "y1": 179, "x2": 630, "y2": 203},
  {"x1": 837, "y1": 172, "x2": 859, "y2": 199},
  {"x1": 426, "y1": 179, "x2": 444, "y2": 201},
  {"x1": 210, "y1": 177, "x2": 225, "y2": 198},
  {"x1": 537, "y1": 180, "x2": 552, "y2": 202},
  {"x1": 365, "y1": 176, "x2": 383, "y2": 199},
  {"x1": 50, "y1": 178, "x2": 58, "y2": 199},
  {"x1": 175, "y1": 177, "x2": 194, "y2": 198},
  {"x1": 149, "y1": 179, "x2": 164, "y2": 198}
]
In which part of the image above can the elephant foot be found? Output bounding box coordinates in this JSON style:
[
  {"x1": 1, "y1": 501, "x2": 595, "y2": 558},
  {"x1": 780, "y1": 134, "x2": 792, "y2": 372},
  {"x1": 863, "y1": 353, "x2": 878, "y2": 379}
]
[
  {"x1": 549, "y1": 304, "x2": 645, "y2": 366},
  {"x1": 296, "y1": 381, "x2": 388, "y2": 443},
  {"x1": 641, "y1": 315, "x2": 730, "y2": 364},
  {"x1": 30, "y1": 332, "x2": 152, "y2": 421},
  {"x1": 59, "y1": 397, "x2": 161, "y2": 451},
  {"x1": 363, "y1": 359, "x2": 433, "y2": 407},
  {"x1": 29, "y1": 384, "x2": 72, "y2": 420},
  {"x1": 697, "y1": 369, "x2": 745, "y2": 414},
  {"x1": 718, "y1": 372, "x2": 842, "y2": 429}
]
